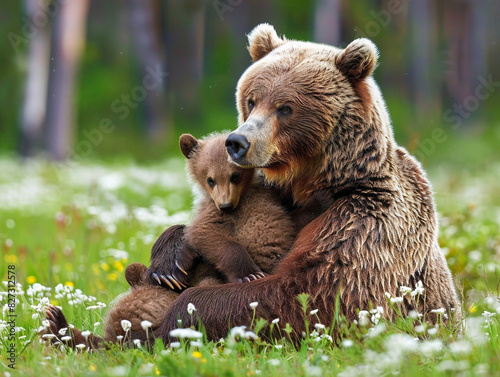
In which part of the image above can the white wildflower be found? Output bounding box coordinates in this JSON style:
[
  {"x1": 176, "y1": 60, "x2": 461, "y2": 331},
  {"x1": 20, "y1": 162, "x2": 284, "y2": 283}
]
[
  {"x1": 415, "y1": 325, "x2": 425, "y2": 333},
  {"x1": 120, "y1": 320, "x2": 131, "y2": 332},
  {"x1": 141, "y1": 320, "x2": 152, "y2": 330},
  {"x1": 190, "y1": 340, "x2": 202, "y2": 347},
  {"x1": 399, "y1": 286, "x2": 412, "y2": 295},
  {"x1": 390, "y1": 297, "x2": 404, "y2": 304},
  {"x1": 268, "y1": 359, "x2": 280, "y2": 366},
  {"x1": 274, "y1": 344, "x2": 283, "y2": 349},
  {"x1": 367, "y1": 323, "x2": 386, "y2": 338},
  {"x1": 170, "y1": 341, "x2": 181, "y2": 348},
  {"x1": 449, "y1": 340, "x2": 472, "y2": 356},
  {"x1": 42, "y1": 334, "x2": 56, "y2": 339},
  {"x1": 411, "y1": 281, "x2": 424, "y2": 297},
  {"x1": 314, "y1": 323, "x2": 325, "y2": 331},
  {"x1": 116, "y1": 335, "x2": 124, "y2": 341},
  {"x1": 427, "y1": 327, "x2": 438, "y2": 335},
  {"x1": 431, "y1": 308, "x2": 447, "y2": 315},
  {"x1": 58, "y1": 328, "x2": 68, "y2": 336},
  {"x1": 342, "y1": 339, "x2": 354, "y2": 348},
  {"x1": 309, "y1": 309, "x2": 319, "y2": 315},
  {"x1": 133, "y1": 339, "x2": 142, "y2": 348},
  {"x1": 419, "y1": 339, "x2": 443, "y2": 355},
  {"x1": 61, "y1": 336, "x2": 72, "y2": 342},
  {"x1": 358, "y1": 310, "x2": 370, "y2": 327},
  {"x1": 81, "y1": 330, "x2": 91, "y2": 339},
  {"x1": 169, "y1": 328, "x2": 203, "y2": 339},
  {"x1": 75, "y1": 343, "x2": 86, "y2": 350},
  {"x1": 409, "y1": 310, "x2": 422, "y2": 319},
  {"x1": 187, "y1": 303, "x2": 196, "y2": 315},
  {"x1": 272, "y1": 318, "x2": 279, "y2": 324},
  {"x1": 249, "y1": 302, "x2": 258, "y2": 309}
]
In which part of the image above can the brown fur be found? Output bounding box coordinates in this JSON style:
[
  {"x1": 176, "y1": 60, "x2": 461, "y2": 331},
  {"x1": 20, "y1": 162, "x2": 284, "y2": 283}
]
[
  {"x1": 179, "y1": 133, "x2": 296, "y2": 282},
  {"x1": 157, "y1": 24, "x2": 460, "y2": 345}
]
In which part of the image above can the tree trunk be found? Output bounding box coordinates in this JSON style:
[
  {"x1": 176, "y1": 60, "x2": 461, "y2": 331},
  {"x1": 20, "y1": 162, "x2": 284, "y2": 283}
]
[
  {"x1": 20, "y1": 0, "x2": 51, "y2": 157},
  {"x1": 314, "y1": 0, "x2": 342, "y2": 45},
  {"x1": 44, "y1": 0, "x2": 90, "y2": 160},
  {"x1": 129, "y1": 0, "x2": 169, "y2": 142},
  {"x1": 165, "y1": 0, "x2": 206, "y2": 125}
]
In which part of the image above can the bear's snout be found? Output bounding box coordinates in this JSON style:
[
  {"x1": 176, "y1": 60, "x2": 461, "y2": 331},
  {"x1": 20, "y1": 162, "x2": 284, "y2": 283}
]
[{"x1": 226, "y1": 133, "x2": 250, "y2": 162}]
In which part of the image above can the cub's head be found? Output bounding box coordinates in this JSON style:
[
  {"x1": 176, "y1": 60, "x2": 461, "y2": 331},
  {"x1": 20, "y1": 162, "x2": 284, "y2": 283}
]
[
  {"x1": 226, "y1": 23, "x2": 385, "y2": 198},
  {"x1": 180, "y1": 133, "x2": 254, "y2": 212}
]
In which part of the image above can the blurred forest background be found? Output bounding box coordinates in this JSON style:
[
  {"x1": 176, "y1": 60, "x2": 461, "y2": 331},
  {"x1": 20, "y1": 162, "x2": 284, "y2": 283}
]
[{"x1": 0, "y1": 0, "x2": 499, "y2": 166}]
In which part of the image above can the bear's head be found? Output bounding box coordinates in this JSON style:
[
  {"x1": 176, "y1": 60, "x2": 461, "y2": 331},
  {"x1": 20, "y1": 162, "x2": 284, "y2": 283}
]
[
  {"x1": 180, "y1": 133, "x2": 255, "y2": 212},
  {"x1": 226, "y1": 24, "x2": 393, "y2": 204}
]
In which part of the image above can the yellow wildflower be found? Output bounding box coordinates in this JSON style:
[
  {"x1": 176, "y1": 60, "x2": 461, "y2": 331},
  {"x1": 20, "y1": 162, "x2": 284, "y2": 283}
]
[
  {"x1": 65, "y1": 281, "x2": 74, "y2": 288},
  {"x1": 113, "y1": 260, "x2": 124, "y2": 272},
  {"x1": 27, "y1": 275, "x2": 36, "y2": 284},
  {"x1": 4, "y1": 255, "x2": 17, "y2": 264},
  {"x1": 108, "y1": 273, "x2": 117, "y2": 281},
  {"x1": 192, "y1": 351, "x2": 202, "y2": 359}
]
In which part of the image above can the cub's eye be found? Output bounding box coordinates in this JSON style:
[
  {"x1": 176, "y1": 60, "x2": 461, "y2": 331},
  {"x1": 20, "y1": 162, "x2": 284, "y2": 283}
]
[
  {"x1": 207, "y1": 177, "x2": 215, "y2": 187},
  {"x1": 277, "y1": 105, "x2": 292, "y2": 116},
  {"x1": 230, "y1": 172, "x2": 240, "y2": 183},
  {"x1": 248, "y1": 99, "x2": 255, "y2": 110}
]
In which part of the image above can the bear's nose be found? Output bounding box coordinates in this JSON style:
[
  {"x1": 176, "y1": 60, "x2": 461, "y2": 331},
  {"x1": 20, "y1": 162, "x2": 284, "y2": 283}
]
[
  {"x1": 226, "y1": 133, "x2": 250, "y2": 161},
  {"x1": 219, "y1": 202, "x2": 234, "y2": 212}
]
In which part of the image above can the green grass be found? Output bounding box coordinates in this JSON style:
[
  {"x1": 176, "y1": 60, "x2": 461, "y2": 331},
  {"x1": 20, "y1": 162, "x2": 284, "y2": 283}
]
[{"x1": 1, "y1": 156, "x2": 500, "y2": 376}]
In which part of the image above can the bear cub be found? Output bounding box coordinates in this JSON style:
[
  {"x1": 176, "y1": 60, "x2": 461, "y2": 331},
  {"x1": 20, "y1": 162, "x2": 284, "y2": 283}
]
[{"x1": 150, "y1": 132, "x2": 296, "y2": 286}]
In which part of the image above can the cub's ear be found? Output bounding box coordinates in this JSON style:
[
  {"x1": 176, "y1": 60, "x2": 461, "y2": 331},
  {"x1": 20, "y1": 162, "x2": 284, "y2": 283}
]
[
  {"x1": 179, "y1": 134, "x2": 199, "y2": 159},
  {"x1": 125, "y1": 263, "x2": 147, "y2": 287},
  {"x1": 336, "y1": 38, "x2": 378, "y2": 82},
  {"x1": 247, "y1": 23, "x2": 286, "y2": 62}
]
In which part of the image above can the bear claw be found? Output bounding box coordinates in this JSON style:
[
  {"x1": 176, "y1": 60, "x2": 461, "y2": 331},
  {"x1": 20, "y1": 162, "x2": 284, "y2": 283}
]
[{"x1": 151, "y1": 273, "x2": 162, "y2": 285}]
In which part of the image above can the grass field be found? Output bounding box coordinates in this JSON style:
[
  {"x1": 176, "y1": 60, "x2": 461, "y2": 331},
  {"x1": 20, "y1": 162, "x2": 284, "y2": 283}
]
[{"x1": 1, "y1": 156, "x2": 499, "y2": 377}]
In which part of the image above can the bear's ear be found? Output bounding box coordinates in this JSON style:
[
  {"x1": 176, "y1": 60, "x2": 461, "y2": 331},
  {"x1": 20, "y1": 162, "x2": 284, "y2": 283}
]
[
  {"x1": 179, "y1": 134, "x2": 199, "y2": 159},
  {"x1": 247, "y1": 23, "x2": 286, "y2": 62},
  {"x1": 336, "y1": 38, "x2": 378, "y2": 82}
]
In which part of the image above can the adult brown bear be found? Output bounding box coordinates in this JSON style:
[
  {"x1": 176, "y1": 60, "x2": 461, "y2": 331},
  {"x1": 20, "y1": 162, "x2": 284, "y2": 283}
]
[{"x1": 157, "y1": 23, "x2": 460, "y2": 343}]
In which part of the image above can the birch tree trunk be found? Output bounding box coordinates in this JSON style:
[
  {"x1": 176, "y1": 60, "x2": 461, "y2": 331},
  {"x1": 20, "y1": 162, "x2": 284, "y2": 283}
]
[
  {"x1": 20, "y1": 0, "x2": 51, "y2": 157},
  {"x1": 44, "y1": 0, "x2": 90, "y2": 160}
]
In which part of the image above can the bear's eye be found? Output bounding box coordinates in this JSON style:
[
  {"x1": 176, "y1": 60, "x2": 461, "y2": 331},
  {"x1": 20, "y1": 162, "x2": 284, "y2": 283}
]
[
  {"x1": 230, "y1": 172, "x2": 240, "y2": 184},
  {"x1": 277, "y1": 105, "x2": 292, "y2": 116},
  {"x1": 247, "y1": 99, "x2": 255, "y2": 110},
  {"x1": 207, "y1": 177, "x2": 215, "y2": 188}
]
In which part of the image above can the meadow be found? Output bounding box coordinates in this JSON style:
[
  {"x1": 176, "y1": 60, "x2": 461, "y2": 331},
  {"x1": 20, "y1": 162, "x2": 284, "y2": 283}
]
[{"x1": 1, "y1": 156, "x2": 499, "y2": 377}]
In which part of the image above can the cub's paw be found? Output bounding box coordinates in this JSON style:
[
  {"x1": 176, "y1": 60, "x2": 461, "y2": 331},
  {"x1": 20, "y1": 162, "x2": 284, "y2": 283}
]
[
  {"x1": 43, "y1": 305, "x2": 76, "y2": 347},
  {"x1": 147, "y1": 225, "x2": 198, "y2": 291}
]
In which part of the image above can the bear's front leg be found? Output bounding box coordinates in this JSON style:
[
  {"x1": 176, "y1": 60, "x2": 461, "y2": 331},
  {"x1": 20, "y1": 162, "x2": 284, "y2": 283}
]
[
  {"x1": 156, "y1": 275, "x2": 291, "y2": 344},
  {"x1": 147, "y1": 225, "x2": 199, "y2": 291}
]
